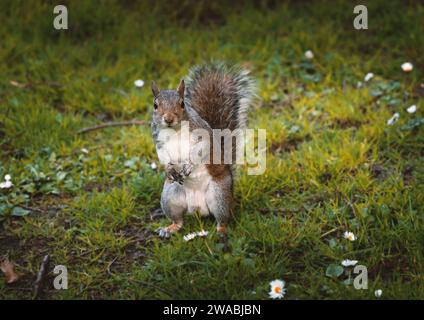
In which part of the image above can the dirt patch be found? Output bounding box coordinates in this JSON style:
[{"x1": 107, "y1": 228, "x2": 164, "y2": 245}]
[
  {"x1": 119, "y1": 224, "x2": 156, "y2": 261},
  {"x1": 269, "y1": 135, "x2": 310, "y2": 154},
  {"x1": 0, "y1": 231, "x2": 50, "y2": 299},
  {"x1": 370, "y1": 163, "x2": 387, "y2": 179},
  {"x1": 318, "y1": 172, "x2": 332, "y2": 184},
  {"x1": 368, "y1": 253, "x2": 414, "y2": 282},
  {"x1": 83, "y1": 182, "x2": 106, "y2": 193},
  {"x1": 402, "y1": 165, "x2": 414, "y2": 186},
  {"x1": 413, "y1": 83, "x2": 424, "y2": 98},
  {"x1": 331, "y1": 118, "x2": 367, "y2": 129}
]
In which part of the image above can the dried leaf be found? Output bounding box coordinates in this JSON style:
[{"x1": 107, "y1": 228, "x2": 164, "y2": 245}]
[{"x1": 0, "y1": 259, "x2": 20, "y2": 284}]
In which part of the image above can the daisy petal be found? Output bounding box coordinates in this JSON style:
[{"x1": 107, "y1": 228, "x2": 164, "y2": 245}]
[
  {"x1": 407, "y1": 105, "x2": 417, "y2": 114},
  {"x1": 134, "y1": 79, "x2": 145, "y2": 88},
  {"x1": 387, "y1": 113, "x2": 400, "y2": 126},
  {"x1": 343, "y1": 231, "x2": 356, "y2": 241},
  {"x1": 364, "y1": 72, "x2": 374, "y2": 82},
  {"x1": 304, "y1": 50, "x2": 314, "y2": 59},
  {"x1": 401, "y1": 62, "x2": 413, "y2": 72},
  {"x1": 341, "y1": 259, "x2": 358, "y2": 267}
]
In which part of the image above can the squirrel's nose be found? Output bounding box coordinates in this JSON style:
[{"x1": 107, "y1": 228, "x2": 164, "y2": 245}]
[{"x1": 164, "y1": 115, "x2": 173, "y2": 124}]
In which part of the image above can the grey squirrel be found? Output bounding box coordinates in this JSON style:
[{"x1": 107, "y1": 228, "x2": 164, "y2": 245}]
[{"x1": 151, "y1": 63, "x2": 255, "y2": 238}]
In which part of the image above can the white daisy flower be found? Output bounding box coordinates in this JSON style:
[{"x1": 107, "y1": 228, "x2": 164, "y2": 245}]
[
  {"x1": 387, "y1": 113, "x2": 400, "y2": 126},
  {"x1": 401, "y1": 62, "x2": 413, "y2": 73},
  {"x1": 196, "y1": 230, "x2": 209, "y2": 237},
  {"x1": 0, "y1": 181, "x2": 13, "y2": 189},
  {"x1": 0, "y1": 174, "x2": 13, "y2": 189},
  {"x1": 407, "y1": 105, "x2": 417, "y2": 114},
  {"x1": 341, "y1": 259, "x2": 358, "y2": 267},
  {"x1": 81, "y1": 148, "x2": 89, "y2": 154},
  {"x1": 134, "y1": 79, "x2": 145, "y2": 88},
  {"x1": 269, "y1": 279, "x2": 286, "y2": 299},
  {"x1": 364, "y1": 72, "x2": 374, "y2": 82},
  {"x1": 183, "y1": 232, "x2": 197, "y2": 242},
  {"x1": 150, "y1": 162, "x2": 157, "y2": 170},
  {"x1": 343, "y1": 231, "x2": 356, "y2": 241},
  {"x1": 304, "y1": 50, "x2": 314, "y2": 59},
  {"x1": 375, "y1": 289, "x2": 383, "y2": 298}
]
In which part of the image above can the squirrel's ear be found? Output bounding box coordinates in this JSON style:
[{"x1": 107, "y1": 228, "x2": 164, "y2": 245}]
[
  {"x1": 177, "y1": 79, "x2": 185, "y2": 98},
  {"x1": 151, "y1": 81, "x2": 160, "y2": 97}
]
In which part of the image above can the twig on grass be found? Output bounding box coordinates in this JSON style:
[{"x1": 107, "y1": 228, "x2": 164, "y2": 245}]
[
  {"x1": 106, "y1": 257, "x2": 118, "y2": 275},
  {"x1": 19, "y1": 205, "x2": 48, "y2": 214},
  {"x1": 10, "y1": 80, "x2": 62, "y2": 89},
  {"x1": 320, "y1": 228, "x2": 339, "y2": 238},
  {"x1": 33, "y1": 254, "x2": 50, "y2": 300},
  {"x1": 77, "y1": 120, "x2": 147, "y2": 134}
]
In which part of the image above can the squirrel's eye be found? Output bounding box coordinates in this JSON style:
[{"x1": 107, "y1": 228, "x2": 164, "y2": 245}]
[{"x1": 153, "y1": 103, "x2": 158, "y2": 110}]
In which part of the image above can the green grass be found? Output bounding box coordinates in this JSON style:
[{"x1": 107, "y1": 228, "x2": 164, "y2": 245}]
[{"x1": 1, "y1": 0, "x2": 423, "y2": 299}]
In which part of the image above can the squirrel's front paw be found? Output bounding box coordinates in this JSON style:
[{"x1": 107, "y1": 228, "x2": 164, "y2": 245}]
[
  {"x1": 166, "y1": 164, "x2": 184, "y2": 184},
  {"x1": 182, "y1": 163, "x2": 194, "y2": 177},
  {"x1": 156, "y1": 222, "x2": 182, "y2": 238}
]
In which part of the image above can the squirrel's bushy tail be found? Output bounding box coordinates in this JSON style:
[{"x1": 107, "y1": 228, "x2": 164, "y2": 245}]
[{"x1": 185, "y1": 62, "x2": 255, "y2": 130}]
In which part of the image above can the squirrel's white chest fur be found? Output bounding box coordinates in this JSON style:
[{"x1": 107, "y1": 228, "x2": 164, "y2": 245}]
[
  {"x1": 183, "y1": 165, "x2": 212, "y2": 215},
  {"x1": 157, "y1": 128, "x2": 212, "y2": 216},
  {"x1": 156, "y1": 128, "x2": 190, "y2": 167}
]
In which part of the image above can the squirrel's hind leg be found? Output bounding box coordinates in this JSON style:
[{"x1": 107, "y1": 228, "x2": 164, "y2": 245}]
[
  {"x1": 157, "y1": 180, "x2": 187, "y2": 238},
  {"x1": 205, "y1": 174, "x2": 233, "y2": 234}
]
